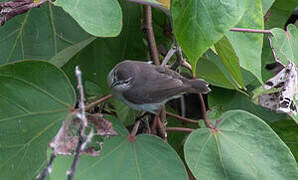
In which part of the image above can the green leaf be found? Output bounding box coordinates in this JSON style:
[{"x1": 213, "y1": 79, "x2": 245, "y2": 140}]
[
  {"x1": 0, "y1": 2, "x2": 94, "y2": 66},
  {"x1": 271, "y1": 24, "x2": 298, "y2": 66},
  {"x1": 185, "y1": 110, "x2": 298, "y2": 179},
  {"x1": 172, "y1": 0, "x2": 248, "y2": 71},
  {"x1": 208, "y1": 87, "x2": 288, "y2": 123},
  {"x1": 110, "y1": 99, "x2": 139, "y2": 126},
  {"x1": 62, "y1": 0, "x2": 147, "y2": 94},
  {"x1": 104, "y1": 115, "x2": 129, "y2": 136},
  {"x1": 0, "y1": 61, "x2": 75, "y2": 179},
  {"x1": 54, "y1": 0, "x2": 122, "y2": 37},
  {"x1": 261, "y1": 0, "x2": 298, "y2": 81},
  {"x1": 214, "y1": 36, "x2": 244, "y2": 88},
  {"x1": 271, "y1": 119, "x2": 298, "y2": 160},
  {"x1": 50, "y1": 37, "x2": 96, "y2": 67},
  {"x1": 51, "y1": 135, "x2": 188, "y2": 180},
  {"x1": 196, "y1": 50, "x2": 238, "y2": 90},
  {"x1": 225, "y1": 0, "x2": 264, "y2": 83},
  {"x1": 262, "y1": 0, "x2": 275, "y2": 14}
]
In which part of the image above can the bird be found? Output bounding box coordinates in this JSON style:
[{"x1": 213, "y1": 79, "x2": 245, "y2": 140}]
[{"x1": 107, "y1": 60, "x2": 210, "y2": 114}]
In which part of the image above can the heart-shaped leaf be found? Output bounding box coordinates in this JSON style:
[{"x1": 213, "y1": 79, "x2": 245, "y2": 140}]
[
  {"x1": 0, "y1": 61, "x2": 75, "y2": 179},
  {"x1": 50, "y1": 135, "x2": 188, "y2": 180},
  {"x1": 271, "y1": 24, "x2": 298, "y2": 66},
  {"x1": 172, "y1": 0, "x2": 248, "y2": 71},
  {"x1": 54, "y1": 0, "x2": 122, "y2": 37},
  {"x1": 224, "y1": 0, "x2": 264, "y2": 83},
  {"x1": 0, "y1": 1, "x2": 94, "y2": 66},
  {"x1": 185, "y1": 110, "x2": 298, "y2": 179}
]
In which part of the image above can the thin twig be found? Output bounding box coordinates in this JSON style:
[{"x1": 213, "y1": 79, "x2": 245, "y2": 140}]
[
  {"x1": 230, "y1": 28, "x2": 272, "y2": 35},
  {"x1": 158, "y1": 107, "x2": 167, "y2": 141},
  {"x1": 161, "y1": 45, "x2": 176, "y2": 66},
  {"x1": 198, "y1": 94, "x2": 214, "y2": 129},
  {"x1": 166, "y1": 112, "x2": 199, "y2": 124},
  {"x1": 152, "y1": 114, "x2": 158, "y2": 135},
  {"x1": 85, "y1": 94, "x2": 113, "y2": 111},
  {"x1": 37, "y1": 150, "x2": 56, "y2": 180},
  {"x1": 131, "y1": 120, "x2": 141, "y2": 137},
  {"x1": 128, "y1": 120, "x2": 141, "y2": 141},
  {"x1": 0, "y1": 0, "x2": 48, "y2": 26},
  {"x1": 67, "y1": 66, "x2": 92, "y2": 180},
  {"x1": 166, "y1": 127, "x2": 194, "y2": 133},
  {"x1": 67, "y1": 125, "x2": 83, "y2": 180},
  {"x1": 144, "y1": 5, "x2": 160, "y2": 65},
  {"x1": 268, "y1": 36, "x2": 283, "y2": 65}
]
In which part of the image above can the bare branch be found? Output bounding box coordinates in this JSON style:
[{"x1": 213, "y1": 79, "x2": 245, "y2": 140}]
[
  {"x1": 230, "y1": 28, "x2": 272, "y2": 35},
  {"x1": 0, "y1": 0, "x2": 47, "y2": 26}
]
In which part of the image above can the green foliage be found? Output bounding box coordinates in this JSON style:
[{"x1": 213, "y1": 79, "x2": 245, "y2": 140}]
[
  {"x1": 0, "y1": 0, "x2": 297, "y2": 179},
  {"x1": 172, "y1": 0, "x2": 249, "y2": 71},
  {"x1": 50, "y1": 135, "x2": 188, "y2": 180},
  {"x1": 185, "y1": 110, "x2": 298, "y2": 179},
  {"x1": 271, "y1": 24, "x2": 298, "y2": 65},
  {"x1": 0, "y1": 1, "x2": 93, "y2": 66},
  {"x1": 0, "y1": 61, "x2": 75, "y2": 179},
  {"x1": 54, "y1": 0, "x2": 122, "y2": 37}
]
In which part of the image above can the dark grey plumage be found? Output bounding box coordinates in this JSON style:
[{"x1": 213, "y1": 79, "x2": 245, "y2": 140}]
[{"x1": 107, "y1": 60, "x2": 210, "y2": 113}]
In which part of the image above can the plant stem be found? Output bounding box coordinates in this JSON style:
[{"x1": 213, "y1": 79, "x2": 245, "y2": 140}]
[
  {"x1": 166, "y1": 127, "x2": 194, "y2": 133},
  {"x1": 130, "y1": 120, "x2": 141, "y2": 137},
  {"x1": 230, "y1": 28, "x2": 272, "y2": 34},
  {"x1": 37, "y1": 150, "x2": 56, "y2": 180},
  {"x1": 166, "y1": 111, "x2": 199, "y2": 125},
  {"x1": 85, "y1": 94, "x2": 113, "y2": 111},
  {"x1": 198, "y1": 93, "x2": 214, "y2": 129},
  {"x1": 144, "y1": 5, "x2": 160, "y2": 65}
]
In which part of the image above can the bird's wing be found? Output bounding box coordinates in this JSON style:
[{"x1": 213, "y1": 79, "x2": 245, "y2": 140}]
[{"x1": 123, "y1": 66, "x2": 190, "y2": 104}]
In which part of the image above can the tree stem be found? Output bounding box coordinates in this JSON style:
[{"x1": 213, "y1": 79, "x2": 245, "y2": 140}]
[
  {"x1": 230, "y1": 28, "x2": 272, "y2": 34},
  {"x1": 85, "y1": 94, "x2": 113, "y2": 111},
  {"x1": 166, "y1": 127, "x2": 194, "y2": 133},
  {"x1": 144, "y1": 5, "x2": 160, "y2": 65}
]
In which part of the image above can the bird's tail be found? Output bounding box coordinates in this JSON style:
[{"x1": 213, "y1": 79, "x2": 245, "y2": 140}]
[{"x1": 187, "y1": 79, "x2": 211, "y2": 94}]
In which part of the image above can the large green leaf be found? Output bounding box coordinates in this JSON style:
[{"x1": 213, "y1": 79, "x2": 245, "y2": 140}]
[
  {"x1": 261, "y1": 0, "x2": 298, "y2": 81},
  {"x1": 62, "y1": 0, "x2": 147, "y2": 94},
  {"x1": 50, "y1": 135, "x2": 188, "y2": 180},
  {"x1": 0, "y1": 61, "x2": 75, "y2": 179},
  {"x1": 225, "y1": 0, "x2": 264, "y2": 83},
  {"x1": 262, "y1": 0, "x2": 275, "y2": 14},
  {"x1": 54, "y1": 0, "x2": 122, "y2": 37},
  {"x1": 197, "y1": 50, "x2": 238, "y2": 90},
  {"x1": 172, "y1": 0, "x2": 248, "y2": 70},
  {"x1": 0, "y1": 1, "x2": 94, "y2": 66},
  {"x1": 214, "y1": 36, "x2": 244, "y2": 88},
  {"x1": 271, "y1": 24, "x2": 298, "y2": 66},
  {"x1": 185, "y1": 110, "x2": 298, "y2": 179},
  {"x1": 271, "y1": 119, "x2": 298, "y2": 161}
]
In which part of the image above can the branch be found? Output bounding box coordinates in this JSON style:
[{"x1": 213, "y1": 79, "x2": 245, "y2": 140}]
[
  {"x1": 144, "y1": 5, "x2": 160, "y2": 65},
  {"x1": 166, "y1": 127, "x2": 194, "y2": 133},
  {"x1": 0, "y1": 0, "x2": 48, "y2": 26},
  {"x1": 85, "y1": 94, "x2": 113, "y2": 111},
  {"x1": 161, "y1": 44, "x2": 176, "y2": 66},
  {"x1": 128, "y1": 120, "x2": 141, "y2": 141},
  {"x1": 37, "y1": 149, "x2": 56, "y2": 180},
  {"x1": 198, "y1": 93, "x2": 214, "y2": 129},
  {"x1": 166, "y1": 111, "x2": 199, "y2": 125},
  {"x1": 230, "y1": 28, "x2": 272, "y2": 35},
  {"x1": 67, "y1": 66, "x2": 93, "y2": 180}
]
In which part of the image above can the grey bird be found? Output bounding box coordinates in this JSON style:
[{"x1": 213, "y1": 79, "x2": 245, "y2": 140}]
[{"x1": 107, "y1": 60, "x2": 210, "y2": 114}]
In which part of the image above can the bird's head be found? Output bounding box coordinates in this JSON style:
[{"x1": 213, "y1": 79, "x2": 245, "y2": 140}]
[{"x1": 107, "y1": 62, "x2": 135, "y2": 92}]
